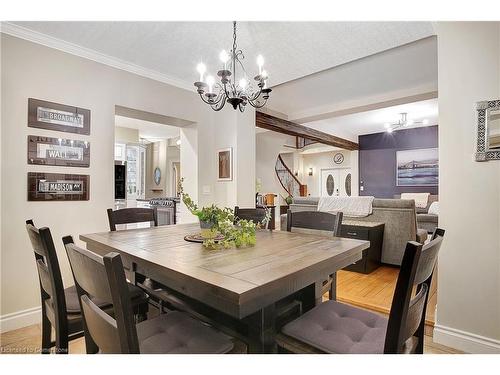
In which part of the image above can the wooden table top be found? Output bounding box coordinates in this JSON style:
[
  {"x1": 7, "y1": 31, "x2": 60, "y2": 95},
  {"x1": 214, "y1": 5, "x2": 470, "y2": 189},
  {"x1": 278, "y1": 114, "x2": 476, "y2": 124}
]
[{"x1": 80, "y1": 223, "x2": 369, "y2": 318}]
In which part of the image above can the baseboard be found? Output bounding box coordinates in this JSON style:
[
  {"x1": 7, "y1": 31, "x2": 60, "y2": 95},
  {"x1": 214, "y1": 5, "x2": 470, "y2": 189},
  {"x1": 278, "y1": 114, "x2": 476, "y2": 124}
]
[
  {"x1": 0, "y1": 306, "x2": 41, "y2": 333},
  {"x1": 434, "y1": 324, "x2": 500, "y2": 354}
]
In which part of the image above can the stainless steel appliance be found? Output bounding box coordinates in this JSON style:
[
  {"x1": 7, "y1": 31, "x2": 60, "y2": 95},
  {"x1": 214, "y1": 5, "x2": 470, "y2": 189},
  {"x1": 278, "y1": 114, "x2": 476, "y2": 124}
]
[{"x1": 149, "y1": 198, "x2": 178, "y2": 226}]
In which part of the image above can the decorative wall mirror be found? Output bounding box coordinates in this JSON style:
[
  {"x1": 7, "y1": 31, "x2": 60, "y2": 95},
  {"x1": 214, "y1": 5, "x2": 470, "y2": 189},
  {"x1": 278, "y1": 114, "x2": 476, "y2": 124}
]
[
  {"x1": 475, "y1": 100, "x2": 500, "y2": 161},
  {"x1": 154, "y1": 167, "x2": 161, "y2": 185}
]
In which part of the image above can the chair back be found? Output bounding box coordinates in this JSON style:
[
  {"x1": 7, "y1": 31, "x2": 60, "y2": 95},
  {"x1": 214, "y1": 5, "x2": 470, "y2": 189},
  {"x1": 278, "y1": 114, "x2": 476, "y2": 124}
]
[
  {"x1": 63, "y1": 236, "x2": 139, "y2": 354},
  {"x1": 286, "y1": 209, "x2": 343, "y2": 236},
  {"x1": 107, "y1": 207, "x2": 158, "y2": 231},
  {"x1": 384, "y1": 228, "x2": 445, "y2": 353},
  {"x1": 25, "y1": 220, "x2": 67, "y2": 329},
  {"x1": 234, "y1": 206, "x2": 269, "y2": 228}
]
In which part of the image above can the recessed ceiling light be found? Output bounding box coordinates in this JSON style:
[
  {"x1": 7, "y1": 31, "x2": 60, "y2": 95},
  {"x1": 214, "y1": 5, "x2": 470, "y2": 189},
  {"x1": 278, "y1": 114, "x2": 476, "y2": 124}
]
[
  {"x1": 384, "y1": 123, "x2": 390, "y2": 129},
  {"x1": 387, "y1": 127, "x2": 394, "y2": 133}
]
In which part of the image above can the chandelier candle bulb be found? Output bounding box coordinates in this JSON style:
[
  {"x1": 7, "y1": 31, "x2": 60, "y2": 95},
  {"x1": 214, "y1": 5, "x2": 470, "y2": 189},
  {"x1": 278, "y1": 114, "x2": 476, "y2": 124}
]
[
  {"x1": 219, "y1": 50, "x2": 230, "y2": 70},
  {"x1": 206, "y1": 75, "x2": 215, "y2": 93},
  {"x1": 257, "y1": 54, "x2": 264, "y2": 74},
  {"x1": 196, "y1": 62, "x2": 206, "y2": 82}
]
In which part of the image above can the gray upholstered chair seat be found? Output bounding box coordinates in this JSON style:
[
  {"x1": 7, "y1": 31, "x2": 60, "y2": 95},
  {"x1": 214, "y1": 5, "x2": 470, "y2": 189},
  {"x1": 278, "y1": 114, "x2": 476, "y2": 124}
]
[
  {"x1": 137, "y1": 311, "x2": 234, "y2": 354},
  {"x1": 282, "y1": 300, "x2": 388, "y2": 354},
  {"x1": 63, "y1": 284, "x2": 147, "y2": 314}
]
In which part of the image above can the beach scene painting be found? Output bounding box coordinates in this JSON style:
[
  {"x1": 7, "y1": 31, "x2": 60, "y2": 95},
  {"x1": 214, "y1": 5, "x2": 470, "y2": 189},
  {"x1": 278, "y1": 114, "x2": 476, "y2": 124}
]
[{"x1": 396, "y1": 148, "x2": 438, "y2": 186}]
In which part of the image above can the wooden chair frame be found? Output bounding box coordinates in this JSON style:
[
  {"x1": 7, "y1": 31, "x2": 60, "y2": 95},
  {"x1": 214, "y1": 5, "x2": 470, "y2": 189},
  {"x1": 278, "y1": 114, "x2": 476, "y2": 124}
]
[
  {"x1": 25, "y1": 219, "x2": 84, "y2": 354},
  {"x1": 107, "y1": 207, "x2": 158, "y2": 231}
]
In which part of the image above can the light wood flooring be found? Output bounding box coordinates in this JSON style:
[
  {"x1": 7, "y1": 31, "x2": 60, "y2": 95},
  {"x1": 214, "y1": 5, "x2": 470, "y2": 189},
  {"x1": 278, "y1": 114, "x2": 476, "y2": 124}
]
[{"x1": 1, "y1": 266, "x2": 461, "y2": 354}]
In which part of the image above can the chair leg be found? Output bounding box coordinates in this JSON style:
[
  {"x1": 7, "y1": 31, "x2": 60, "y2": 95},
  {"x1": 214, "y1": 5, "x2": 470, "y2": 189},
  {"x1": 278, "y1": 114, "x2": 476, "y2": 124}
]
[
  {"x1": 328, "y1": 273, "x2": 337, "y2": 301},
  {"x1": 41, "y1": 312, "x2": 51, "y2": 354},
  {"x1": 55, "y1": 323, "x2": 69, "y2": 354}
]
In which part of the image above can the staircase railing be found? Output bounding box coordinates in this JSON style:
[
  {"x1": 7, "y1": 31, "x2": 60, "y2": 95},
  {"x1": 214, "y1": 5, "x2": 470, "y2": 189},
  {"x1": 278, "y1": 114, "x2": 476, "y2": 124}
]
[{"x1": 275, "y1": 154, "x2": 307, "y2": 197}]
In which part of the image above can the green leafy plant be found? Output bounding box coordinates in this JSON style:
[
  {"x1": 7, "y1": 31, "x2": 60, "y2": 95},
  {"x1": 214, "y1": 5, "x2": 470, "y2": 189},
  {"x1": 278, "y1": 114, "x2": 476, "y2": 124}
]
[{"x1": 178, "y1": 178, "x2": 264, "y2": 249}]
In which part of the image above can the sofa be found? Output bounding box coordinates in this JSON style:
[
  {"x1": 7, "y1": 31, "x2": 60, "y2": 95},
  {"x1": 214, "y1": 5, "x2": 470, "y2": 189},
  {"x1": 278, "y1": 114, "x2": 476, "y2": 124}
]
[
  {"x1": 280, "y1": 197, "x2": 428, "y2": 266},
  {"x1": 394, "y1": 194, "x2": 439, "y2": 234}
]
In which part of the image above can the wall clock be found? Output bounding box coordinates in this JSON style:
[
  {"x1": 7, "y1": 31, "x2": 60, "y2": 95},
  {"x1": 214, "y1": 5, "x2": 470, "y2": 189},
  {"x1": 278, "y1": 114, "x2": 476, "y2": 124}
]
[
  {"x1": 154, "y1": 167, "x2": 161, "y2": 185},
  {"x1": 333, "y1": 152, "x2": 344, "y2": 164}
]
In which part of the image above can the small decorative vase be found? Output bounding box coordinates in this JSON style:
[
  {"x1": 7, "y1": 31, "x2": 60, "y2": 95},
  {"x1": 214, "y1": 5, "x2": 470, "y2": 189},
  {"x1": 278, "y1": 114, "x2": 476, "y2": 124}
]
[{"x1": 199, "y1": 220, "x2": 216, "y2": 239}]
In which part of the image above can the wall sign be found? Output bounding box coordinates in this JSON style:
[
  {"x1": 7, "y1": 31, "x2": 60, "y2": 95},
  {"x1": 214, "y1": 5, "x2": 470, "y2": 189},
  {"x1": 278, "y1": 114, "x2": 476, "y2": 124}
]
[
  {"x1": 28, "y1": 98, "x2": 91, "y2": 135},
  {"x1": 27, "y1": 135, "x2": 90, "y2": 167},
  {"x1": 28, "y1": 172, "x2": 90, "y2": 201}
]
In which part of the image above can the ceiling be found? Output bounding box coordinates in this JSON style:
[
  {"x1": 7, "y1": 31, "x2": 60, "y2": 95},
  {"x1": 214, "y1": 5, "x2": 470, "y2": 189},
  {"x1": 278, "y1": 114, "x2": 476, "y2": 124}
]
[
  {"x1": 303, "y1": 98, "x2": 438, "y2": 139},
  {"x1": 267, "y1": 36, "x2": 438, "y2": 118},
  {"x1": 10, "y1": 21, "x2": 434, "y2": 88},
  {"x1": 115, "y1": 115, "x2": 180, "y2": 140}
]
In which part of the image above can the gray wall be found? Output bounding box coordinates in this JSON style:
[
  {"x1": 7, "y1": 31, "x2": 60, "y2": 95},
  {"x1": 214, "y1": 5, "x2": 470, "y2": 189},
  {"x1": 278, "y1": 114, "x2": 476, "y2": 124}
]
[{"x1": 359, "y1": 125, "x2": 438, "y2": 198}]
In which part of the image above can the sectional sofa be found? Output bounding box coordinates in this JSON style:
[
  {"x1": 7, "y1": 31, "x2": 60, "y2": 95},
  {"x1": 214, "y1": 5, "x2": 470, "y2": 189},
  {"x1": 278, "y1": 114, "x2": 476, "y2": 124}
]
[{"x1": 280, "y1": 197, "x2": 428, "y2": 266}]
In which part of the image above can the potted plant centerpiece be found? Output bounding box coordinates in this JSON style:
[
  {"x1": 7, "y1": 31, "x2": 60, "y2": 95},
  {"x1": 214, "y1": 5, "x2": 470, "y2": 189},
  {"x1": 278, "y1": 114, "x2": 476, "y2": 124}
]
[{"x1": 178, "y1": 179, "x2": 267, "y2": 249}]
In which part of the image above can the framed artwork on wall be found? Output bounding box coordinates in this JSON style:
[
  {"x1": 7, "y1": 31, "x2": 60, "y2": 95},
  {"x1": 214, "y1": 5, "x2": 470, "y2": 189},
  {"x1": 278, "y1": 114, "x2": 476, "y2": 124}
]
[
  {"x1": 27, "y1": 135, "x2": 90, "y2": 167},
  {"x1": 217, "y1": 147, "x2": 233, "y2": 181},
  {"x1": 396, "y1": 148, "x2": 439, "y2": 186},
  {"x1": 28, "y1": 172, "x2": 90, "y2": 201},
  {"x1": 28, "y1": 98, "x2": 91, "y2": 135}
]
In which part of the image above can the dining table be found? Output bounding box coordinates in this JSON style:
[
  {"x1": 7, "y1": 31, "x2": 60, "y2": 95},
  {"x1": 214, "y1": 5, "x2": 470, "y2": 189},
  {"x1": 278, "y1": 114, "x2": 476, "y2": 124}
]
[{"x1": 80, "y1": 222, "x2": 369, "y2": 353}]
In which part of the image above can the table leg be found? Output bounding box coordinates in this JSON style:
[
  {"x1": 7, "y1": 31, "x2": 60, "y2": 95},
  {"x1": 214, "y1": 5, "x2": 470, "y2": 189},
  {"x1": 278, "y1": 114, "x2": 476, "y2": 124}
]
[
  {"x1": 328, "y1": 272, "x2": 337, "y2": 301},
  {"x1": 245, "y1": 304, "x2": 277, "y2": 353}
]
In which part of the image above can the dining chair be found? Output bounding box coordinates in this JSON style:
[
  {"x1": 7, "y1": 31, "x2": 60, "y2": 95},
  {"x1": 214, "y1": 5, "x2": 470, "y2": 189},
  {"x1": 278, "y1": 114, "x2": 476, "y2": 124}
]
[
  {"x1": 25, "y1": 220, "x2": 148, "y2": 354},
  {"x1": 62, "y1": 238, "x2": 242, "y2": 354},
  {"x1": 107, "y1": 207, "x2": 194, "y2": 316},
  {"x1": 107, "y1": 207, "x2": 158, "y2": 231},
  {"x1": 287, "y1": 210, "x2": 344, "y2": 300},
  {"x1": 275, "y1": 228, "x2": 445, "y2": 354},
  {"x1": 234, "y1": 206, "x2": 270, "y2": 229}
]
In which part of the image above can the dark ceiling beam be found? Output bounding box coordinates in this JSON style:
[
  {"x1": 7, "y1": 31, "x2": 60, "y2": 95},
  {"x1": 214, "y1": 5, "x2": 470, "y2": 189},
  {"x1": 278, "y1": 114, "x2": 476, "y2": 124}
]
[{"x1": 256, "y1": 111, "x2": 359, "y2": 151}]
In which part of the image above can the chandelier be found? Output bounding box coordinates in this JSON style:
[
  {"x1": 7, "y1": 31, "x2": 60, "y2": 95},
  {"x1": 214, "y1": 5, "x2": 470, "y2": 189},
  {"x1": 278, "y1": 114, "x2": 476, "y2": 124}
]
[
  {"x1": 194, "y1": 21, "x2": 272, "y2": 112},
  {"x1": 385, "y1": 113, "x2": 429, "y2": 133}
]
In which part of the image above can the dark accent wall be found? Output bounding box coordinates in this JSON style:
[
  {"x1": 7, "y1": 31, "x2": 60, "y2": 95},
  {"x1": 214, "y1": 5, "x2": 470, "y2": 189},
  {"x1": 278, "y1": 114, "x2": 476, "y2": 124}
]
[{"x1": 359, "y1": 125, "x2": 438, "y2": 198}]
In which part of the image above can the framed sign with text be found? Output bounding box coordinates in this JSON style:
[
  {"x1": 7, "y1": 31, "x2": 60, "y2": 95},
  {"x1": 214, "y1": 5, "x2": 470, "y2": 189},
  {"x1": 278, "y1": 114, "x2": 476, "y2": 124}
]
[
  {"x1": 28, "y1": 172, "x2": 90, "y2": 201},
  {"x1": 27, "y1": 135, "x2": 90, "y2": 167},
  {"x1": 28, "y1": 98, "x2": 91, "y2": 135}
]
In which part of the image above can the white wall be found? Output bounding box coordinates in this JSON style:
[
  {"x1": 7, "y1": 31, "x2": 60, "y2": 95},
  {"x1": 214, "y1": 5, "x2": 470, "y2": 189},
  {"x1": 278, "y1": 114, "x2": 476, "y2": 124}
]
[
  {"x1": 0, "y1": 34, "x2": 256, "y2": 329},
  {"x1": 255, "y1": 131, "x2": 297, "y2": 204},
  {"x1": 114, "y1": 126, "x2": 139, "y2": 144},
  {"x1": 434, "y1": 22, "x2": 500, "y2": 353},
  {"x1": 301, "y1": 150, "x2": 358, "y2": 197}
]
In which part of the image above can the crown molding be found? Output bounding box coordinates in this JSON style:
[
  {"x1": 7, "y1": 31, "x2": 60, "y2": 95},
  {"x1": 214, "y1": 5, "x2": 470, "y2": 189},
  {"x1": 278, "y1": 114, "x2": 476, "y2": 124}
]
[{"x1": 0, "y1": 22, "x2": 194, "y2": 92}]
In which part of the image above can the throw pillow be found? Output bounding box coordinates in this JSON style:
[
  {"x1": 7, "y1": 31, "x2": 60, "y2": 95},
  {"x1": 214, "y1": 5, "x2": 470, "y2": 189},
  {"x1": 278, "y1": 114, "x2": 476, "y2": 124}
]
[{"x1": 428, "y1": 201, "x2": 439, "y2": 215}]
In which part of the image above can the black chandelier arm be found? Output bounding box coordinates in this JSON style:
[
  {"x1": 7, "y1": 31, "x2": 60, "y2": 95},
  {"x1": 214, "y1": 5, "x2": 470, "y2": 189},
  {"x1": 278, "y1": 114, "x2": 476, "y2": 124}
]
[
  {"x1": 246, "y1": 86, "x2": 264, "y2": 102},
  {"x1": 247, "y1": 97, "x2": 268, "y2": 109},
  {"x1": 210, "y1": 96, "x2": 227, "y2": 111}
]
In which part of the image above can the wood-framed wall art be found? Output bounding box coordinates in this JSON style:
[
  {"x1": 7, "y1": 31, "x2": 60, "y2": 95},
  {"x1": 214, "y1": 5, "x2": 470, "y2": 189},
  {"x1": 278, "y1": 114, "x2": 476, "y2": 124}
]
[
  {"x1": 28, "y1": 172, "x2": 90, "y2": 201},
  {"x1": 28, "y1": 135, "x2": 90, "y2": 167},
  {"x1": 28, "y1": 98, "x2": 91, "y2": 135},
  {"x1": 217, "y1": 147, "x2": 233, "y2": 181}
]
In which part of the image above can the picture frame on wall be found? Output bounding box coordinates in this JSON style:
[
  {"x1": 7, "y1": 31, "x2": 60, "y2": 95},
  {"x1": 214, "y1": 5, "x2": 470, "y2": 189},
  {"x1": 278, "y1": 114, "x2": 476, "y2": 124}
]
[
  {"x1": 28, "y1": 98, "x2": 91, "y2": 135},
  {"x1": 217, "y1": 147, "x2": 233, "y2": 181},
  {"x1": 396, "y1": 148, "x2": 439, "y2": 186},
  {"x1": 27, "y1": 135, "x2": 90, "y2": 167}
]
